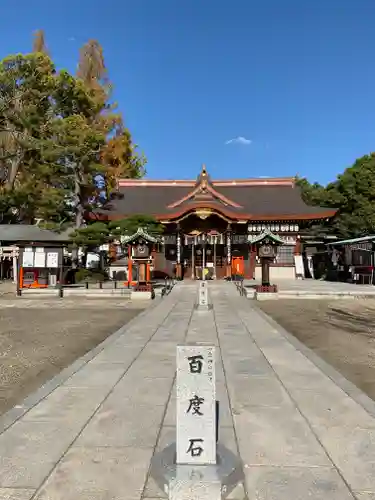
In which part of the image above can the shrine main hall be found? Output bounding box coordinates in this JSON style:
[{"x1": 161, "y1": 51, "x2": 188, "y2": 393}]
[{"x1": 103, "y1": 165, "x2": 336, "y2": 281}]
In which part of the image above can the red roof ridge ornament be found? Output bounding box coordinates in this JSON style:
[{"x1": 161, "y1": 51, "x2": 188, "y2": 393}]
[
  {"x1": 167, "y1": 164, "x2": 243, "y2": 210},
  {"x1": 196, "y1": 163, "x2": 210, "y2": 186}
]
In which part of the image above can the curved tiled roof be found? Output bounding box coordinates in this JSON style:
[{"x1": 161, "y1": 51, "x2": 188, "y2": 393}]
[
  {"x1": 102, "y1": 181, "x2": 335, "y2": 221},
  {"x1": 0, "y1": 224, "x2": 71, "y2": 243}
]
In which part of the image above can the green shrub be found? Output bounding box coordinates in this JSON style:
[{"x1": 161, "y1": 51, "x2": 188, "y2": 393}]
[
  {"x1": 75, "y1": 268, "x2": 109, "y2": 283},
  {"x1": 75, "y1": 268, "x2": 91, "y2": 282}
]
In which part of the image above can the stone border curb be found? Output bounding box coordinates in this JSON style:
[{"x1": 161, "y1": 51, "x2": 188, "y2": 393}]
[
  {"x1": 254, "y1": 303, "x2": 375, "y2": 420},
  {"x1": 0, "y1": 297, "x2": 162, "y2": 435}
]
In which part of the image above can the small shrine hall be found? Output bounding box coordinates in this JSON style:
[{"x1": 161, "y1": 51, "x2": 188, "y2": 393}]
[{"x1": 102, "y1": 165, "x2": 336, "y2": 281}]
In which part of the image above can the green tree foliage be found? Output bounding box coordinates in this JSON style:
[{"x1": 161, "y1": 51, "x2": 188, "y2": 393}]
[
  {"x1": 297, "y1": 153, "x2": 375, "y2": 237},
  {"x1": 0, "y1": 34, "x2": 146, "y2": 228},
  {"x1": 70, "y1": 215, "x2": 163, "y2": 270},
  {"x1": 70, "y1": 221, "x2": 109, "y2": 248},
  {"x1": 0, "y1": 53, "x2": 59, "y2": 222},
  {"x1": 109, "y1": 214, "x2": 164, "y2": 238}
]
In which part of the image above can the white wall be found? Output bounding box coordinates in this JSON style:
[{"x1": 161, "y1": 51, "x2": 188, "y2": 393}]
[
  {"x1": 110, "y1": 265, "x2": 128, "y2": 280},
  {"x1": 254, "y1": 265, "x2": 295, "y2": 281}
]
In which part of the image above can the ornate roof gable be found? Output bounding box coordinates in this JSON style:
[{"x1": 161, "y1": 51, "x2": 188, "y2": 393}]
[
  {"x1": 120, "y1": 227, "x2": 160, "y2": 244},
  {"x1": 167, "y1": 165, "x2": 243, "y2": 209},
  {"x1": 249, "y1": 230, "x2": 284, "y2": 245}
]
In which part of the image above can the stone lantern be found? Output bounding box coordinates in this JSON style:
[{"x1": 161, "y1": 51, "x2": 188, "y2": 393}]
[{"x1": 250, "y1": 230, "x2": 283, "y2": 292}]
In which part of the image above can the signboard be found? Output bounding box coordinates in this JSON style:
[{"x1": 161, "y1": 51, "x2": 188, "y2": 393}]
[
  {"x1": 176, "y1": 345, "x2": 216, "y2": 465},
  {"x1": 349, "y1": 242, "x2": 373, "y2": 251},
  {"x1": 248, "y1": 223, "x2": 299, "y2": 233},
  {"x1": 22, "y1": 251, "x2": 34, "y2": 267},
  {"x1": 46, "y1": 252, "x2": 59, "y2": 268},
  {"x1": 34, "y1": 252, "x2": 46, "y2": 268}
]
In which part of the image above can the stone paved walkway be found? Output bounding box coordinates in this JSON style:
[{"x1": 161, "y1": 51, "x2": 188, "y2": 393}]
[{"x1": 0, "y1": 282, "x2": 375, "y2": 499}]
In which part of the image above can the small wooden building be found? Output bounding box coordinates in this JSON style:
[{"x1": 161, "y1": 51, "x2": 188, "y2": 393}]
[
  {"x1": 327, "y1": 235, "x2": 375, "y2": 284},
  {"x1": 0, "y1": 225, "x2": 69, "y2": 288}
]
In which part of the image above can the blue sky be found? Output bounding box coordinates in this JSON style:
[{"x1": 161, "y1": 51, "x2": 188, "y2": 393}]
[{"x1": 1, "y1": 0, "x2": 375, "y2": 184}]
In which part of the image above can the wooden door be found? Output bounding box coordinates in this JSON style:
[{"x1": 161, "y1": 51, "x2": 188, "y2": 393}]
[{"x1": 232, "y1": 256, "x2": 244, "y2": 276}]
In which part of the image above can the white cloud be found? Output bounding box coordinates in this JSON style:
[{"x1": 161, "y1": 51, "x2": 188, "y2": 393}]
[
  {"x1": 68, "y1": 36, "x2": 76, "y2": 42},
  {"x1": 225, "y1": 136, "x2": 252, "y2": 146}
]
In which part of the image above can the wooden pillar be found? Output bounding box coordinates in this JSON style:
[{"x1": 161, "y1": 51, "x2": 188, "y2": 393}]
[
  {"x1": 19, "y1": 266, "x2": 24, "y2": 290},
  {"x1": 127, "y1": 245, "x2": 132, "y2": 286},
  {"x1": 139, "y1": 262, "x2": 146, "y2": 282},
  {"x1": 59, "y1": 248, "x2": 64, "y2": 286},
  {"x1": 226, "y1": 227, "x2": 232, "y2": 278},
  {"x1": 175, "y1": 264, "x2": 181, "y2": 279},
  {"x1": 191, "y1": 240, "x2": 195, "y2": 279},
  {"x1": 12, "y1": 250, "x2": 18, "y2": 285},
  {"x1": 261, "y1": 258, "x2": 271, "y2": 287},
  {"x1": 252, "y1": 244, "x2": 257, "y2": 279},
  {"x1": 213, "y1": 237, "x2": 217, "y2": 280},
  {"x1": 248, "y1": 243, "x2": 256, "y2": 280},
  {"x1": 294, "y1": 235, "x2": 302, "y2": 255},
  {"x1": 150, "y1": 247, "x2": 156, "y2": 280},
  {"x1": 294, "y1": 235, "x2": 304, "y2": 279},
  {"x1": 176, "y1": 230, "x2": 182, "y2": 279},
  {"x1": 202, "y1": 242, "x2": 206, "y2": 281}
]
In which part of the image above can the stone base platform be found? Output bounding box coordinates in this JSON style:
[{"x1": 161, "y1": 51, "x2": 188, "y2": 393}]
[{"x1": 243, "y1": 278, "x2": 375, "y2": 300}]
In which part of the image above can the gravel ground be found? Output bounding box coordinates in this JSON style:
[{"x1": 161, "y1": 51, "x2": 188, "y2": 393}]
[
  {"x1": 258, "y1": 298, "x2": 375, "y2": 400},
  {"x1": 0, "y1": 298, "x2": 146, "y2": 416}
]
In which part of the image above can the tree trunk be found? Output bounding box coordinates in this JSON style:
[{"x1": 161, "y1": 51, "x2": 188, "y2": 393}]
[
  {"x1": 71, "y1": 172, "x2": 84, "y2": 269},
  {"x1": 5, "y1": 156, "x2": 20, "y2": 191},
  {"x1": 82, "y1": 249, "x2": 88, "y2": 268}
]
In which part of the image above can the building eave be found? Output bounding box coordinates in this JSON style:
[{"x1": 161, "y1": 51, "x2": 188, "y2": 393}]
[
  {"x1": 156, "y1": 202, "x2": 251, "y2": 221},
  {"x1": 89, "y1": 207, "x2": 337, "y2": 223},
  {"x1": 247, "y1": 209, "x2": 337, "y2": 221},
  {"x1": 117, "y1": 176, "x2": 296, "y2": 188}
]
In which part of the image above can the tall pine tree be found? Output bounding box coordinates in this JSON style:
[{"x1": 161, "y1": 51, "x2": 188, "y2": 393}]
[
  {"x1": 32, "y1": 30, "x2": 49, "y2": 55},
  {"x1": 75, "y1": 39, "x2": 145, "y2": 220},
  {"x1": 0, "y1": 31, "x2": 146, "y2": 261},
  {"x1": 0, "y1": 53, "x2": 59, "y2": 223}
]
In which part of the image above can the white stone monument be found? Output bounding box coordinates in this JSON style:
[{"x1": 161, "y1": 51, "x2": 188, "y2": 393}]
[
  {"x1": 176, "y1": 344, "x2": 216, "y2": 465},
  {"x1": 150, "y1": 343, "x2": 243, "y2": 500},
  {"x1": 197, "y1": 281, "x2": 209, "y2": 310}
]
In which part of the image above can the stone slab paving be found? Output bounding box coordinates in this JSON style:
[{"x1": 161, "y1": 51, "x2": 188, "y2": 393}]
[
  {"x1": 244, "y1": 278, "x2": 375, "y2": 294},
  {"x1": 0, "y1": 281, "x2": 374, "y2": 499}
]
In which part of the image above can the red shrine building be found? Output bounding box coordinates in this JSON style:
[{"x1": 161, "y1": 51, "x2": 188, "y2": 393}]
[{"x1": 103, "y1": 165, "x2": 336, "y2": 281}]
